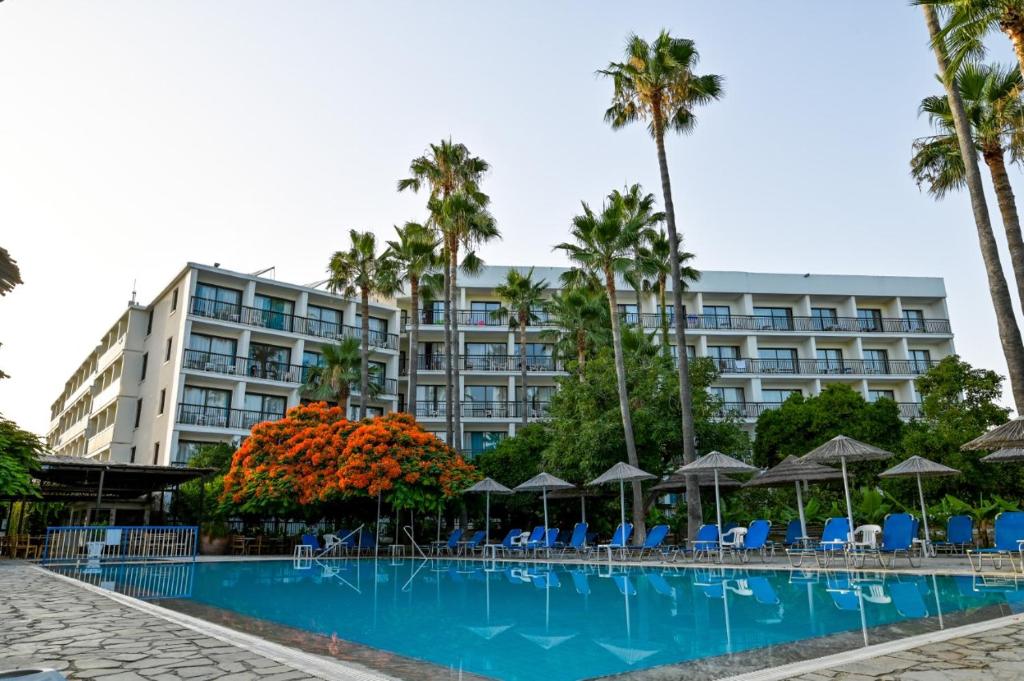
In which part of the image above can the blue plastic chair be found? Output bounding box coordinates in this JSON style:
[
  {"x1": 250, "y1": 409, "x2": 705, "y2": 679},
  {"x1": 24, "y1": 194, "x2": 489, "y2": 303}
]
[
  {"x1": 810, "y1": 517, "x2": 851, "y2": 568},
  {"x1": 462, "y1": 530, "x2": 486, "y2": 555},
  {"x1": 300, "y1": 533, "x2": 321, "y2": 551},
  {"x1": 433, "y1": 528, "x2": 463, "y2": 556},
  {"x1": 528, "y1": 528, "x2": 559, "y2": 555},
  {"x1": 933, "y1": 515, "x2": 974, "y2": 554},
  {"x1": 560, "y1": 522, "x2": 589, "y2": 555},
  {"x1": 508, "y1": 527, "x2": 545, "y2": 554},
  {"x1": 733, "y1": 520, "x2": 773, "y2": 563},
  {"x1": 497, "y1": 528, "x2": 522, "y2": 555},
  {"x1": 968, "y1": 511, "x2": 1024, "y2": 572},
  {"x1": 690, "y1": 524, "x2": 719, "y2": 562},
  {"x1": 593, "y1": 523, "x2": 632, "y2": 559},
  {"x1": 853, "y1": 513, "x2": 921, "y2": 568},
  {"x1": 628, "y1": 524, "x2": 670, "y2": 559},
  {"x1": 783, "y1": 519, "x2": 804, "y2": 547}
]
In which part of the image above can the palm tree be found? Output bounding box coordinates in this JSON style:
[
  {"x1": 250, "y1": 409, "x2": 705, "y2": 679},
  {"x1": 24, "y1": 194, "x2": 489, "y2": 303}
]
[
  {"x1": 302, "y1": 337, "x2": 363, "y2": 414},
  {"x1": 494, "y1": 268, "x2": 549, "y2": 426},
  {"x1": 327, "y1": 230, "x2": 397, "y2": 419},
  {"x1": 398, "y1": 140, "x2": 490, "y2": 447},
  {"x1": 384, "y1": 222, "x2": 441, "y2": 418},
  {"x1": 600, "y1": 31, "x2": 723, "y2": 538},
  {"x1": 639, "y1": 229, "x2": 700, "y2": 351},
  {"x1": 913, "y1": 62, "x2": 1024, "y2": 314},
  {"x1": 555, "y1": 185, "x2": 663, "y2": 541},
  {"x1": 541, "y1": 286, "x2": 609, "y2": 380},
  {"x1": 916, "y1": 0, "x2": 1024, "y2": 79},
  {"x1": 0, "y1": 247, "x2": 21, "y2": 297},
  {"x1": 920, "y1": 7, "x2": 1024, "y2": 410}
]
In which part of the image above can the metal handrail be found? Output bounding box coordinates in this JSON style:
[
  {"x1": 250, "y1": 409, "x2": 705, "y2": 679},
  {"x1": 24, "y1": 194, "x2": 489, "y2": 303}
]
[
  {"x1": 403, "y1": 525, "x2": 427, "y2": 559},
  {"x1": 315, "y1": 524, "x2": 363, "y2": 559}
]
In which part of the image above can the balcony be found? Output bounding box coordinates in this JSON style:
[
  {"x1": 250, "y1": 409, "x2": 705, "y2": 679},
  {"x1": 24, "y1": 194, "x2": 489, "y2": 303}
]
[
  {"x1": 708, "y1": 357, "x2": 938, "y2": 377},
  {"x1": 413, "y1": 401, "x2": 551, "y2": 419},
  {"x1": 189, "y1": 296, "x2": 399, "y2": 350},
  {"x1": 400, "y1": 354, "x2": 563, "y2": 374},
  {"x1": 176, "y1": 403, "x2": 284, "y2": 430},
  {"x1": 715, "y1": 401, "x2": 923, "y2": 419},
  {"x1": 629, "y1": 313, "x2": 951, "y2": 335},
  {"x1": 402, "y1": 309, "x2": 558, "y2": 330}
]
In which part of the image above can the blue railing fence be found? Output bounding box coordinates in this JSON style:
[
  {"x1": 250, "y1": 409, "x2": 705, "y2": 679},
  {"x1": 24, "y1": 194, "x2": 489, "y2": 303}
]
[{"x1": 42, "y1": 525, "x2": 198, "y2": 564}]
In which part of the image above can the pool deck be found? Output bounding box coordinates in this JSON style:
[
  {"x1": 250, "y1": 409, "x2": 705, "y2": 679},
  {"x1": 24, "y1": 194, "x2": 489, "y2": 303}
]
[{"x1": 2, "y1": 556, "x2": 1024, "y2": 681}]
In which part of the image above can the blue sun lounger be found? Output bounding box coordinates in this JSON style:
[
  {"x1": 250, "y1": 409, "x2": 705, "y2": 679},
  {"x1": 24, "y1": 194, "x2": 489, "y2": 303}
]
[
  {"x1": 851, "y1": 513, "x2": 921, "y2": 568},
  {"x1": 625, "y1": 524, "x2": 670, "y2": 560},
  {"x1": 688, "y1": 524, "x2": 720, "y2": 563},
  {"x1": 592, "y1": 523, "x2": 632, "y2": 560},
  {"x1": 933, "y1": 515, "x2": 974, "y2": 554},
  {"x1": 788, "y1": 517, "x2": 850, "y2": 568},
  {"x1": 729, "y1": 520, "x2": 772, "y2": 563},
  {"x1": 559, "y1": 522, "x2": 589, "y2": 555},
  {"x1": 968, "y1": 511, "x2": 1024, "y2": 572}
]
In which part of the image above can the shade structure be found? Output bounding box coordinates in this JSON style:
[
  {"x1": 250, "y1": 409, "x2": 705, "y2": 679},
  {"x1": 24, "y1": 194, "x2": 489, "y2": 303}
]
[
  {"x1": 880, "y1": 456, "x2": 959, "y2": 551},
  {"x1": 981, "y1": 448, "x2": 1024, "y2": 463},
  {"x1": 801, "y1": 435, "x2": 894, "y2": 543},
  {"x1": 743, "y1": 455, "x2": 843, "y2": 539},
  {"x1": 464, "y1": 477, "x2": 513, "y2": 545},
  {"x1": 651, "y1": 472, "x2": 743, "y2": 492},
  {"x1": 961, "y1": 416, "x2": 1024, "y2": 451},
  {"x1": 515, "y1": 473, "x2": 575, "y2": 538},
  {"x1": 548, "y1": 487, "x2": 602, "y2": 525},
  {"x1": 675, "y1": 452, "x2": 758, "y2": 560},
  {"x1": 588, "y1": 462, "x2": 657, "y2": 546}
]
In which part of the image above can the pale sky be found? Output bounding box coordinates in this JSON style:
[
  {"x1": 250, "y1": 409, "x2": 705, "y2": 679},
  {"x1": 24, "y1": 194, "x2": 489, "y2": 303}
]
[{"x1": 1, "y1": 1, "x2": 1021, "y2": 435}]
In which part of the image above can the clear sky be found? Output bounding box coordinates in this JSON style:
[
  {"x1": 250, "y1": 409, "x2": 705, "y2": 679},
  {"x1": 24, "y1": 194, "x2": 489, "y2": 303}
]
[{"x1": 1, "y1": 1, "x2": 1021, "y2": 435}]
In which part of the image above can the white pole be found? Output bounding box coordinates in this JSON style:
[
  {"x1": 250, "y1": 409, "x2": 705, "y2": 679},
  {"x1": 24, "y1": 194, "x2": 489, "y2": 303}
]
[
  {"x1": 375, "y1": 492, "x2": 381, "y2": 559},
  {"x1": 917, "y1": 472, "x2": 931, "y2": 553},
  {"x1": 543, "y1": 487, "x2": 549, "y2": 537},
  {"x1": 619, "y1": 479, "x2": 626, "y2": 544},
  {"x1": 841, "y1": 457, "x2": 855, "y2": 543},
  {"x1": 714, "y1": 469, "x2": 723, "y2": 562},
  {"x1": 581, "y1": 495, "x2": 586, "y2": 525},
  {"x1": 485, "y1": 491, "x2": 491, "y2": 546},
  {"x1": 795, "y1": 480, "x2": 807, "y2": 539}
]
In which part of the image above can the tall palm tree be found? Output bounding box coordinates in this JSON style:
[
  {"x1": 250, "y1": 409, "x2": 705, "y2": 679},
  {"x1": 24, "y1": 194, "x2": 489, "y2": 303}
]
[
  {"x1": 916, "y1": 0, "x2": 1024, "y2": 78},
  {"x1": 398, "y1": 140, "x2": 490, "y2": 447},
  {"x1": 384, "y1": 222, "x2": 441, "y2": 418},
  {"x1": 494, "y1": 268, "x2": 549, "y2": 426},
  {"x1": 0, "y1": 247, "x2": 21, "y2": 297},
  {"x1": 921, "y1": 7, "x2": 1024, "y2": 410},
  {"x1": 555, "y1": 185, "x2": 662, "y2": 541},
  {"x1": 541, "y1": 286, "x2": 609, "y2": 380},
  {"x1": 600, "y1": 31, "x2": 723, "y2": 538},
  {"x1": 639, "y1": 229, "x2": 700, "y2": 351},
  {"x1": 301, "y1": 337, "x2": 363, "y2": 414},
  {"x1": 913, "y1": 62, "x2": 1024, "y2": 313},
  {"x1": 327, "y1": 230, "x2": 398, "y2": 419}
]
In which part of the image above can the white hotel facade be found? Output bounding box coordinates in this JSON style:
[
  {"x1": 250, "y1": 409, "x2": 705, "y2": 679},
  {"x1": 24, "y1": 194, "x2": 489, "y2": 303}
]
[{"x1": 47, "y1": 263, "x2": 954, "y2": 465}]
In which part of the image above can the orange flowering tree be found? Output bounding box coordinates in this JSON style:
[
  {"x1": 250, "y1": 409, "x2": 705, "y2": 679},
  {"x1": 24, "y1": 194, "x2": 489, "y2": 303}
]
[{"x1": 220, "y1": 403, "x2": 478, "y2": 516}]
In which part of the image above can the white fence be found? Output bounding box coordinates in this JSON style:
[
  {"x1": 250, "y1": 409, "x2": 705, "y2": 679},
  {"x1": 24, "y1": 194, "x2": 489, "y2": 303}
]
[{"x1": 42, "y1": 525, "x2": 198, "y2": 563}]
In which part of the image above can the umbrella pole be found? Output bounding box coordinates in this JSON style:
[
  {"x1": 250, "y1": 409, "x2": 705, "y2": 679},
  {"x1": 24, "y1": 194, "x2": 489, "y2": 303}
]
[
  {"x1": 485, "y1": 491, "x2": 491, "y2": 546},
  {"x1": 581, "y1": 496, "x2": 586, "y2": 526},
  {"x1": 931, "y1": 573, "x2": 944, "y2": 629},
  {"x1": 543, "y1": 487, "x2": 549, "y2": 538},
  {"x1": 714, "y1": 469, "x2": 723, "y2": 563},
  {"x1": 841, "y1": 457, "x2": 855, "y2": 543},
  {"x1": 795, "y1": 480, "x2": 807, "y2": 540},
  {"x1": 619, "y1": 479, "x2": 626, "y2": 544},
  {"x1": 375, "y1": 492, "x2": 381, "y2": 560},
  {"x1": 916, "y1": 472, "x2": 931, "y2": 556}
]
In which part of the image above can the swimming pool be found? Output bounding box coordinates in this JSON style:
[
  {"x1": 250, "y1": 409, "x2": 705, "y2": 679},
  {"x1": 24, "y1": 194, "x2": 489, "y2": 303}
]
[{"x1": 52, "y1": 559, "x2": 1024, "y2": 681}]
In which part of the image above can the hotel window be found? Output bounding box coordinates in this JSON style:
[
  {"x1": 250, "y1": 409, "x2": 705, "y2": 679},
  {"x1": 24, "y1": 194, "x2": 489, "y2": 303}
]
[
  {"x1": 416, "y1": 386, "x2": 447, "y2": 416},
  {"x1": 617, "y1": 304, "x2": 639, "y2": 325},
  {"x1": 158, "y1": 389, "x2": 166, "y2": 415},
  {"x1": 153, "y1": 443, "x2": 160, "y2": 465},
  {"x1": 863, "y1": 349, "x2": 889, "y2": 373},
  {"x1": 146, "y1": 310, "x2": 154, "y2": 335},
  {"x1": 186, "y1": 334, "x2": 237, "y2": 370},
  {"x1": 165, "y1": 337, "x2": 172, "y2": 361},
  {"x1": 811, "y1": 307, "x2": 839, "y2": 330},
  {"x1": 469, "y1": 301, "x2": 502, "y2": 326},
  {"x1": 367, "y1": 360, "x2": 387, "y2": 390},
  {"x1": 248, "y1": 342, "x2": 291, "y2": 380},
  {"x1": 349, "y1": 405, "x2": 385, "y2": 420},
  {"x1": 903, "y1": 309, "x2": 926, "y2": 332},
  {"x1": 307, "y1": 305, "x2": 342, "y2": 337},
  {"x1": 857, "y1": 308, "x2": 883, "y2": 332},
  {"x1": 134, "y1": 399, "x2": 143, "y2": 428},
  {"x1": 707, "y1": 346, "x2": 741, "y2": 371},
  {"x1": 253, "y1": 294, "x2": 294, "y2": 332},
  {"x1": 516, "y1": 385, "x2": 556, "y2": 407},
  {"x1": 425, "y1": 300, "x2": 446, "y2": 324},
  {"x1": 464, "y1": 386, "x2": 508, "y2": 417},
  {"x1": 669, "y1": 345, "x2": 696, "y2": 360},
  {"x1": 868, "y1": 389, "x2": 895, "y2": 403},
  {"x1": 701, "y1": 305, "x2": 731, "y2": 330},
  {"x1": 909, "y1": 349, "x2": 932, "y2": 374},
  {"x1": 709, "y1": 386, "x2": 746, "y2": 404},
  {"x1": 181, "y1": 387, "x2": 231, "y2": 426},
  {"x1": 301, "y1": 350, "x2": 323, "y2": 383},
  {"x1": 753, "y1": 307, "x2": 793, "y2": 331},
  {"x1": 816, "y1": 348, "x2": 844, "y2": 373},
  {"x1": 173, "y1": 440, "x2": 211, "y2": 466},
  {"x1": 758, "y1": 348, "x2": 798, "y2": 373},
  {"x1": 244, "y1": 394, "x2": 287, "y2": 427},
  {"x1": 762, "y1": 388, "x2": 801, "y2": 404},
  {"x1": 130, "y1": 446, "x2": 136, "y2": 463},
  {"x1": 465, "y1": 342, "x2": 508, "y2": 370},
  {"x1": 194, "y1": 283, "x2": 242, "y2": 319},
  {"x1": 525, "y1": 343, "x2": 555, "y2": 370},
  {"x1": 140, "y1": 353, "x2": 148, "y2": 381},
  {"x1": 171, "y1": 288, "x2": 179, "y2": 312},
  {"x1": 464, "y1": 431, "x2": 506, "y2": 457}
]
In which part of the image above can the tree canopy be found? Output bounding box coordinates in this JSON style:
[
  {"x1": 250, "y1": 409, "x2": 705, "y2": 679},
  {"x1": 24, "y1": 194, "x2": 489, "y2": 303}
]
[{"x1": 0, "y1": 415, "x2": 43, "y2": 499}]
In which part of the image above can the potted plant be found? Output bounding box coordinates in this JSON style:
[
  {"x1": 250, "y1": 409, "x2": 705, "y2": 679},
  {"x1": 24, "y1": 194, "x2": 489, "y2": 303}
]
[{"x1": 200, "y1": 521, "x2": 230, "y2": 555}]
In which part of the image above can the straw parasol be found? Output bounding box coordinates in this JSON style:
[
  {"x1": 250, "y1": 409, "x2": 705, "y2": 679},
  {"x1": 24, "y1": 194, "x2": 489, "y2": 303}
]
[
  {"x1": 961, "y1": 416, "x2": 1024, "y2": 451},
  {"x1": 981, "y1": 447, "x2": 1024, "y2": 463},
  {"x1": 514, "y1": 472, "x2": 574, "y2": 538},
  {"x1": 588, "y1": 462, "x2": 657, "y2": 542},
  {"x1": 675, "y1": 451, "x2": 759, "y2": 560},
  {"x1": 651, "y1": 472, "x2": 744, "y2": 492},
  {"x1": 801, "y1": 435, "x2": 894, "y2": 542},
  {"x1": 880, "y1": 455, "x2": 959, "y2": 551},
  {"x1": 464, "y1": 477, "x2": 513, "y2": 545},
  {"x1": 743, "y1": 455, "x2": 843, "y2": 540}
]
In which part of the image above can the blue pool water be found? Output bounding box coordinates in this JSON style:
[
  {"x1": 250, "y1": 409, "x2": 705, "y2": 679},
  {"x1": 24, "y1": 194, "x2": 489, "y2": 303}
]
[{"x1": 54, "y1": 559, "x2": 1024, "y2": 681}]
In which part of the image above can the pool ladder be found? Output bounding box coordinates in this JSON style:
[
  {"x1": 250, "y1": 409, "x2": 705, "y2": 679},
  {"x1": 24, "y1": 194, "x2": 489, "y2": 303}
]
[{"x1": 403, "y1": 526, "x2": 428, "y2": 559}]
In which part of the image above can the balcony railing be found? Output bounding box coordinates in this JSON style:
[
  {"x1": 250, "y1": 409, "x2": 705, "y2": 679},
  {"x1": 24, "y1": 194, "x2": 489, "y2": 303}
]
[
  {"x1": 414, "y1": 401, "x2": 551, "y2": 419},
  {"x1": 630, "y1": 313, "x2": 951, "y2": 335},
  {"x1": 189, "y1": 296, "x2": 399, "y2": 350},
  {"x1": 715, "y1": 401, "x2": 923, "y2": 419},
  {"x1": 176, "y1": 403, "x2": 283, "y2": 430},
  {"x1": 402, "y1": 309, "x2": 558, "y2": 330},
  {"x1": 184, "y1": 349, "x2": 397, "y2": 394},
  {"x1": 707, "y1": 357, "x2": 938, "y2": 376},
  {"x1": 400, "y1": 354, "x2": 563, "y2": 374}
]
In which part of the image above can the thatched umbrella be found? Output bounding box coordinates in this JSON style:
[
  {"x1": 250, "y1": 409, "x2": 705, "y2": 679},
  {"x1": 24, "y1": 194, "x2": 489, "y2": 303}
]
[
  {"x1": 880, "y1": 456, "x2": 959, "y2": 550},
  {"x1": 588, "y1": 462, "x2": 657, "y2": 542},
  {"x1": 961, "y1": 416, "x2": 1024, "y2": 451},
  {"x1": 743, "y1": 455, "x2": 843, "y2": 540},
  {"x1": 801, "y1": 435, "x2": 894, "y2": 542},
  {"x1": 548, "y1": 487, "x2": 602, "y2": 524},
  {"x1": 981, "y1": 447, "x2": 1024, "y2": 463},
  {"x1": 651, "y1": 472, "x2": 744, "y2": 492},
  {"x1": 514, "y1": 473, "x2": 574, "y2": 538},
  {"x1": 675, "y1": 452, "x2": 758, "y2": 560},
  {"x1": 464, "y1": 477, "x2": 513, "y2": 545}
]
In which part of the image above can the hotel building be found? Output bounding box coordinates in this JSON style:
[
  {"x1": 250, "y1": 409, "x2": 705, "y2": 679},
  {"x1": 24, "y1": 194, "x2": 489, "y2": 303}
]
[{"x1": 47, "y1": 264, "x2": 954, "y2": 465}]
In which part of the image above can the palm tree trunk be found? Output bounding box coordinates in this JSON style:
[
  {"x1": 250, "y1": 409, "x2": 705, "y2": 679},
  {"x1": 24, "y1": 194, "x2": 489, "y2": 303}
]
[
  {"x1": 360, "y1": 290, "x2": 370, "y2": 419},
  {"x1": 576, "y1": 330, "x2": 587, "y2": 381},
  {"x1": 604, "y1": 269, "x2": 646, "y2": 544},
  {"x1": 408, "y1": 278, "x2": 420, "y2": 417},
  {"x1": 658, "y1": 276, "x2": 670, "y2": 351},
  {"x1": 339, "y1": 385, "x2": 351, "y2": 417},
  {"x1": 983, "y1": 149, "x2": 1024, "y2": 315},
  {"x1": 652, "y1": 117, "x2": 702, "y2": 540},
  {"x1": 1000, "y1": 21, "x2": 1024, "y2": 78},
  {"x1": 519, "y1": 314, "x2": 528, "y2": 427},
  {"x1": 924, "y1": 6, "x2": 1024, "y2": 411},
  {"x1": 443, "y1": 244, "x2": 454, "y2": 444},
  {"x1": 450, "y1": 243, "x2": 463, "y2": 450}
]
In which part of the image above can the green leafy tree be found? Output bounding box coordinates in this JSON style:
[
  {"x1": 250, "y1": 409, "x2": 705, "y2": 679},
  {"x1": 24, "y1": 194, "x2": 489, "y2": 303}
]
[
  {"x1": 600, "y1": 31, "x2": 723, "y2": 538},
  {"x1": 555, "y1": 185, "x2": 664, "y2": 539},
  {"x1": 0, "y1": 415, "x2": 43, "y2": 499},
  {"x1": 476, "y1": 423, "x2": 550, "y2": 520},
  {"x1": 494, "y1": 268, "x2": 548, "y2": 425},
  {"x1": 638, "y1": 229, "x2": 699, "y2": 351},
  {"x1": 327, "y1": 230, "x2": 397, "y2": 419},
  {"x1": 171, "y1": 443, "x2": 235, "y2": 526},
  {"x1": 301, "y1": 337, "x2": 366, "y2": 413},
  {"x1": 0, "y1": 247, "x2": 22, "y2": 379},
  {"x1": 540, "y1": 286, "x2": 609, "y2": 379}
]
